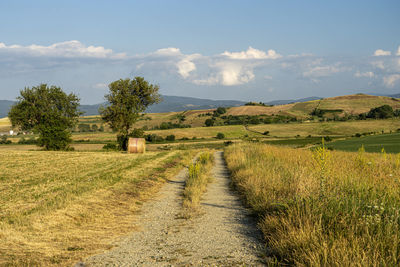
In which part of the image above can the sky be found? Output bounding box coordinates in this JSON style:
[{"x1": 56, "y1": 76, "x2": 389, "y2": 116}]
[{"x1": 0, "y1": 0, "x2": 399, "y2": 104}]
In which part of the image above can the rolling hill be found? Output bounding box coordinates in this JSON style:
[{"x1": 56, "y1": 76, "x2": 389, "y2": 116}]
[{"x1": 226, "y1": 94, "x2": 400, "y2": 118}]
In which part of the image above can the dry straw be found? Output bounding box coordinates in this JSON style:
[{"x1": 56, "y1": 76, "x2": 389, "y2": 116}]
[{"x1": 128, "y1": 138, "x2": 146, "y2": 153}]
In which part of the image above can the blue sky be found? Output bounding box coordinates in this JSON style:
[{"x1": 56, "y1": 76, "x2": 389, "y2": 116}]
[{"x1": 0, "y1": 0, "x2": 399, "y2": 104}]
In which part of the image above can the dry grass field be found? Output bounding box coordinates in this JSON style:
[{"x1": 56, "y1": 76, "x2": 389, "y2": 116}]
[
  {"x1": 0, "y1": 149, "x2": 195, "y2": 266},
  {"x1": 225, "y1": 143, "x2": 400, "y2": 265},
  {"x1": 0, "y1": 117, "x2": 11, "y2": 132}
]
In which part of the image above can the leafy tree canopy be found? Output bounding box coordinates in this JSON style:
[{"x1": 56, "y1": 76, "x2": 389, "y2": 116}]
[
  {"x1": 367, "y1": 105, "x2": 394, "y2": 119},
  {"x1": 100, "y1": 77, "x2": 161, "y2": 150},
  {"x1": 8, "y1": 84, "x2": 81, "y2": 150}
]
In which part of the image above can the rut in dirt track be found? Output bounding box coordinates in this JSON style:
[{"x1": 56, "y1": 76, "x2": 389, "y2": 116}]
[{"x1": 82, "y1": 151, "x2": 265, "y2": 266}]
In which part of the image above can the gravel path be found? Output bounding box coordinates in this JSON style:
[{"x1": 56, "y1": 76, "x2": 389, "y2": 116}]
[{"x1": 81, "y1": 151, "x2": 265, "y2": 266}]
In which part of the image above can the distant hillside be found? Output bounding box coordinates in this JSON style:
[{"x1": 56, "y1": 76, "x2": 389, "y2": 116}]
[
  {"x1": 266, "y1": 96, "x2": 321, "y2": 105},
  {"x1": 227, "y1": 94, "x2": 400, "y2": 118},
  {"x1": 0, "y1": 100, "x2": 15, "y2": 118}
]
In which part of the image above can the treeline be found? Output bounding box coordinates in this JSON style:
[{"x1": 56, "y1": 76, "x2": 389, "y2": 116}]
[
  {"x1": 311, "y1": 105, "x2": 400, "y2": 121},
  {"x1": 244, "y1": 101, "x2": 273, "y2": 107},
  {"x1": 205, "y1": 114, "x2": 297, "y2": 127},
  {"x1": 75, "y1": 124, "x2": 105, "y2": 132}
]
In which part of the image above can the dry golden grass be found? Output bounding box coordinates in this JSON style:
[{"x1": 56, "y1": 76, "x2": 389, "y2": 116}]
[
  {"x1": 225, "y1": 142, "x2": 400, "y2": 265},
  {"x1": 226, "y1": 104, "x2": 295, "y2": 116},
  {"x1": 0, "y1": 149, "x2": 195, "y2": 266},
  {"x1": 0, "y1": 117, "x2": 11, "y2": 132},
  {"x1": 182, "y1": 152, "x2": 214, "y2": 218}
]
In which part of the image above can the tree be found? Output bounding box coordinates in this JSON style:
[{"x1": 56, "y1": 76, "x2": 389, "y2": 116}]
[
  {"x1": 216, "y1": 132, "x2": 225, "y2": 139},
  {"x1": 8, "y1": 84, "x2": 81, "y2": 150},
  {"x1": 205, "y1": 118, "x2": 214, "y2": 127},
  {"x1": 367, "y1": 105, "x2": 394, "y2": 119},
  {"x1": 100, "y1": 77, "x2": 161, "y2": 150},
  {"x1": 91, "y1": 124, "x2": 99, "y2": 132}
]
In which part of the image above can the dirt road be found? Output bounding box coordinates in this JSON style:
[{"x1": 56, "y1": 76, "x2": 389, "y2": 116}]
[{"x1": 81, "y1": 151, "x2": 264, "y2": 266}]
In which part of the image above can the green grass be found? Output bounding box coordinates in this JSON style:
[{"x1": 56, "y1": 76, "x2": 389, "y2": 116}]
[
  {"x1": 329, "y1": 132, "x2": 400, "y2": 153},
  {"x1": 182, "y1": 152, "x2": 214, "y2": 218}
]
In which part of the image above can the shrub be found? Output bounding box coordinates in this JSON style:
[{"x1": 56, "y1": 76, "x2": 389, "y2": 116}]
[
  {"x1": 166, "y1": 134, "x2": 175, "y2": 141},
  {"x1": 102, "y1": 143, "x2": 117, "y2": 150},
  {"x1": 0, "y1": 136, "x2": 12, "y2": 144},
  {"x1": 91, "y1": 124, "x2": 99, "y2": 132},
  {"x1": 18, "y1": 137, "x2": 37, "y2": 144},
  {"x1": 205, "y1": 118, "x2": 214, "y2": 127},
  {"x1": 216, "y1": 132, "x2": 225, "y2": 139},
  {"x1": 216, "y1": 107, "x2": 227, "y2": 115},
  {"x1": 130, "y1": 128, "x2": 144, "y2": 138}
]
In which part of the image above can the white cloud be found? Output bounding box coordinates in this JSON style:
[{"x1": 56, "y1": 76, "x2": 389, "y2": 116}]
[
  {"x1": 222, "y1": 46, "x2": 281, "y2": 59},
  {"x1": 152, "y1": 47, "x2": 182, "y2": 57},
  {"x1": 397, "y1": 46, "x2": 400, "y2": 56},
  {"x1": 193, "y1": 62, "x2": 255, "y2": 86},
  {"x1": 371, "y1": 61, "x2": 385, "y2": 69},
  {"x1": 303, "y1": 65, "x2": 345, "y2": 78},
  {"x1": 93, "y1": 83, "x2": 108, "y2": 89},
  {"x1": 374, "y1": 49, "x2": 391, "y2": 56},
  {"x1": 354, "y1": 71, "x2": 374, "y2": 78},
  {"x1": 383, "y1": 74, "x2": 400, "y2": 87},
  {"x1": 0, "y1": 40, "x2": 126, "y2": 59}
]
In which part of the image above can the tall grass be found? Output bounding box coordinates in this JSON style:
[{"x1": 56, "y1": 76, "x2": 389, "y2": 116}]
[
  {"x1": 225, "y1": 142, "x2": 400, "y2": 265},
  {"x1": 182, "y1": 152, "x2": 214, "y2": 217}
]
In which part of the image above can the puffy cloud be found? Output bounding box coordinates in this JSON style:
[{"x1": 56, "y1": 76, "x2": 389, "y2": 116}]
[
  {"x1": 0, "y1": 40, "x2": 126, "y2": 59},
  {"x1": 222, "y1": 46, "x2": 281, "y2": 59},
  {"x1": 136, "y1": 46, "x2": 280, "y2": 86},
  {"x1": 193, "y1": 62, "x2": 255, "y2": 86},
  {"x1": 374, "y1": 49, "x2": 391, "y2": 56},
  {"x1": 151, "y1": 47, "x2": 182, "y2": 57},
  {"x1": 354, "y1": 71, "x2": 374, "y2": 78},
  {"x1": 383, "y1": 74, "x2": 400, "y2": 87},
  {"x1": 397, "y1": 46, "x2": 400, "y2": 56}
]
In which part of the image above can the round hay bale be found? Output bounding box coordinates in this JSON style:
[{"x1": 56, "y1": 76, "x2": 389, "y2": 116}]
[{"x1": 128, "y1": 138, "x2": 146, "y2": 153}]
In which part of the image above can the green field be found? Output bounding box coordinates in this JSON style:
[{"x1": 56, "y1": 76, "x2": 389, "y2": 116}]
[{"x1": 328, "y1": 132, "x2": 400, "y2": 153}]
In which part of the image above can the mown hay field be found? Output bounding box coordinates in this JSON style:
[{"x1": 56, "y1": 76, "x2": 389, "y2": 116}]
[
  {"x1": 0, "y1": 149, "x2": 193, "y2": 266},
  {"x1": 0, "y1": 117, "x2": 11, "y2": 132},
  {"x1": 225, "y1": 143, "x2": 400, "y2": 265}
]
